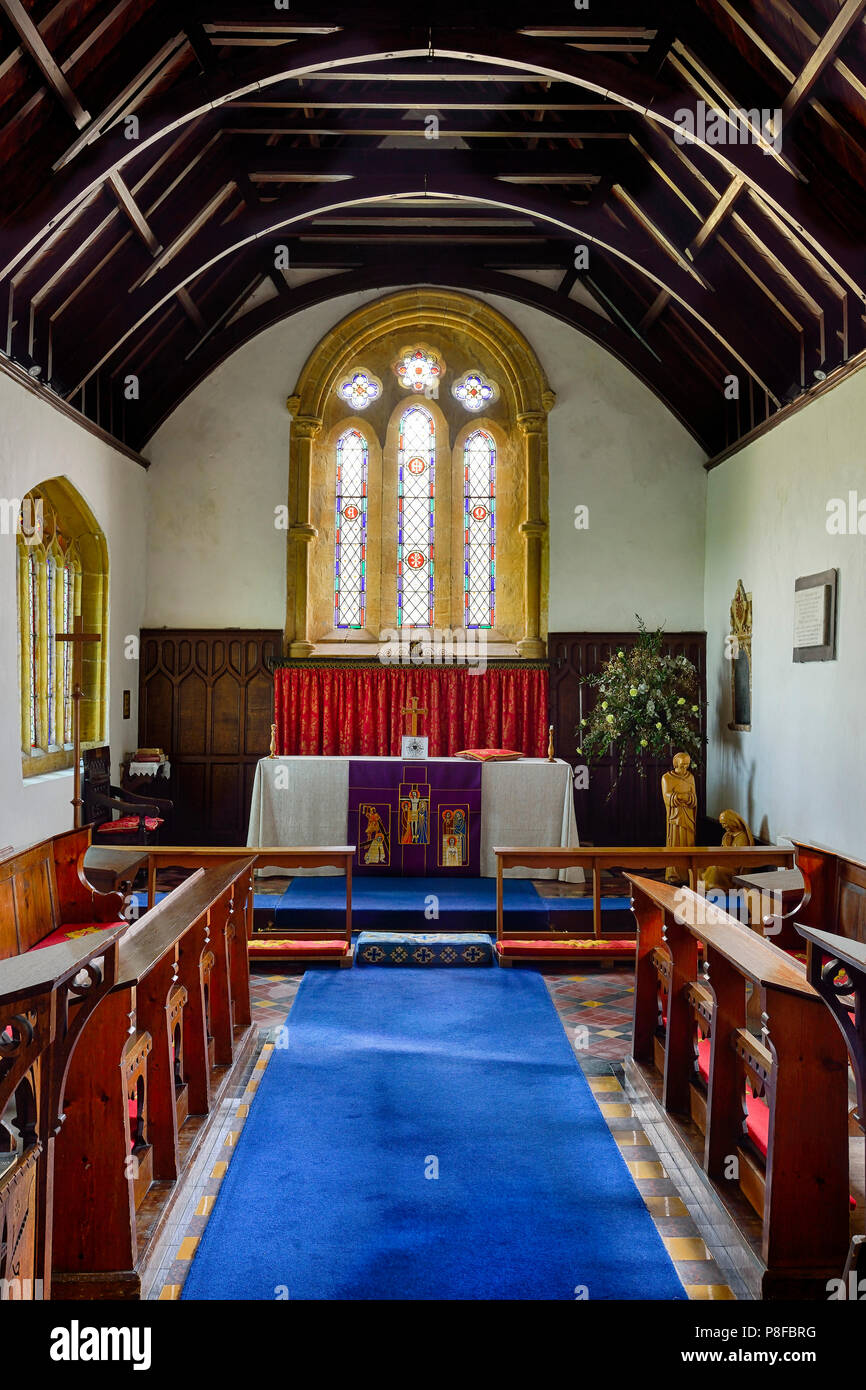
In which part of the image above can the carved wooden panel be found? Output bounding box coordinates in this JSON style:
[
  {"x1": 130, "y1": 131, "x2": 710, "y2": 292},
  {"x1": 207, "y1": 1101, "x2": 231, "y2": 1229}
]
[
  {"x1": 138, "y1": 631, "x2": 282, "y2": 845},
  {"x1": 549, "y1": 631, "x2": 707, "y2": 847}
]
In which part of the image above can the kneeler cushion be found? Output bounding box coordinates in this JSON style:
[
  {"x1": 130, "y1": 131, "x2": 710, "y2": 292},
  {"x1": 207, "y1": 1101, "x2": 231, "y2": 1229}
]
[
  {"x1": 495, "y1": 938, "x2": 636, "y2": 957},
  {"x1": 29, "y1": 920, "x2": 126, "y2": 951},
  {"x1": 248, "y1": 937, "x2": 349, "y2": 956},
  {"x1": 696, "y1": 1037, "x2": 771, "y2": 1159}
]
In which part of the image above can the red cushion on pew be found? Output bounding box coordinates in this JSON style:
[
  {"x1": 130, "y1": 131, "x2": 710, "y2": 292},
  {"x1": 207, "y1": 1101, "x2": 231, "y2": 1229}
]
[
  {"x1": 98, "y1": 815, "x2": 163, "y2": 834},
  {"x1": 29, "y1": 921, "x2": 126, "y2": 951},
  {"x1": 745, "y1": 1090, "x2": 770, "y2": 1158},
  {"x1": 495, "y1": 938, "x2": 636, "y2": 957},
  {"x1": 248, "y1": 937, "x2": 349, "y2": 956},
  {"x1": 697, "y1": 1036, "x2": 710, "y2": 1084}
]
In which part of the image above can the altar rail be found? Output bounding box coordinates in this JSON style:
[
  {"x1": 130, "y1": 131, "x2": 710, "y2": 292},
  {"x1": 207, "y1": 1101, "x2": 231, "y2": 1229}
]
[
  {"x1": 493, "y1": 844, "x2": 797, "y2": 941},
  {"x1": 629, "y1": 873, "x2": 849, "y2": 1298},
  {"x1": 144, "y1": 846, "x2": 354, "y2": 951}
]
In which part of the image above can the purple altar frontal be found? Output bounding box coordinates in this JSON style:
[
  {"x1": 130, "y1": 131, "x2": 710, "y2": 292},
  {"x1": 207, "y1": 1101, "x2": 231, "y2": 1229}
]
[{"x1": 348, "y1": 760, "x2": 482, "y2": 876}]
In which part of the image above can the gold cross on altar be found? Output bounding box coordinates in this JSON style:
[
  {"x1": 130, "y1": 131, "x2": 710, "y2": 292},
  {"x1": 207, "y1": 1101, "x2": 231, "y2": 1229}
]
[
  {"x1": 56, "y1": 615, "x2": 101, "y2": 829},
  {"x1": 401, "y1": 694, "x2": 427, "y2": 737}
]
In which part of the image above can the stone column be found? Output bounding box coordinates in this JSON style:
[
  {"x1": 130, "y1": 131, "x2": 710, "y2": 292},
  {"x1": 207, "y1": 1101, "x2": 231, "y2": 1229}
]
[
  {"x1": 516, "y1": 410, "x2": 548, "y2": 659},
  {"x1": 286, "y1": 401, "x2": 321, "y2": 657}
]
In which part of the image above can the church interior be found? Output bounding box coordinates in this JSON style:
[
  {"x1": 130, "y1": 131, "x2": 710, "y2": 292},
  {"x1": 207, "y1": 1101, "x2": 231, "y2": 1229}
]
[{"x1": 2, "y1": 0, "x2": 866, "y2": 1328}]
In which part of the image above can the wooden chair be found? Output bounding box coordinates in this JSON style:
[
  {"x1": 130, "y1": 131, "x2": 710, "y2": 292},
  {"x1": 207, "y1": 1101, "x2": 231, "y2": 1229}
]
[{"x1": 83, "y1": 746, "x2": 172, "y2": 845}]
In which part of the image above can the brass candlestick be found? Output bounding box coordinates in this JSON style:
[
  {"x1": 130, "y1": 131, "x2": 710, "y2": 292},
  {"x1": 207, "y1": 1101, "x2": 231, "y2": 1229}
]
[
  {"x1": 269, "y1": 722, "x2": 277, "y2": 758},
  {"x1": 547, "y1": 724, "x2": 555, "y2": 762}
]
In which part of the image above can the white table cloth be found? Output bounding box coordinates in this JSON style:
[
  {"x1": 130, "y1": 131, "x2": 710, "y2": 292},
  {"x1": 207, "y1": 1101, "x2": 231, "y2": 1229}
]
[{"x1": 247, "y1": 756, "x2": 583, "y2": 880}]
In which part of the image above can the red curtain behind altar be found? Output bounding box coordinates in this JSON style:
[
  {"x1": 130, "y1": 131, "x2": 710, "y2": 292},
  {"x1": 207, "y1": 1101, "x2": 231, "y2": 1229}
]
[{"x1": 274, "y1": 665, "x2": 549, "y2": 757}]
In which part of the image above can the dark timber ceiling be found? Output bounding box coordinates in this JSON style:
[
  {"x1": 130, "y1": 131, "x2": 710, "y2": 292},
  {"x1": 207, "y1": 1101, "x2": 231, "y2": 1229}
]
[{"x1": 2, "y1": 0, "x2": 866, "y2": 459}]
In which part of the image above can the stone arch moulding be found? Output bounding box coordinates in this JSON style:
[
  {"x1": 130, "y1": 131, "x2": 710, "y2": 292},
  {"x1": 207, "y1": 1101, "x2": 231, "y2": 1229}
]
[{"x1": 284, "y1": 289, "x2": 555, "y2": 660}]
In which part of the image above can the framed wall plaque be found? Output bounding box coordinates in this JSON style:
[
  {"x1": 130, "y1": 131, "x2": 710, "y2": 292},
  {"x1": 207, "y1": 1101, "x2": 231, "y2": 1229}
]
[{"x1": 793, "y1": 569, "x2": 838, "y2": 662}]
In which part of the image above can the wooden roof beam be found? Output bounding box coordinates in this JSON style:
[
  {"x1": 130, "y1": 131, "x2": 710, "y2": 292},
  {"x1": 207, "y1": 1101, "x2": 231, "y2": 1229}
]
[
  {"x1": 62, "y1": 174, "x2": 785, "y2": 405},
  {"x1": 0, "y1": 0, "x2": 89, "y2": 128},
  {"x1": 3, "y1": 27, "x2": 861, "y2": 306},
  {"x1": 127, "y1": 259, "x2": 717, "y2": 455}
]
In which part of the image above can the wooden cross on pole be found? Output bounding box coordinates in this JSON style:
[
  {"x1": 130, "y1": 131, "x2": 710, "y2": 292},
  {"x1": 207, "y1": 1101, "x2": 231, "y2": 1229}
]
[
  {"x1": 56, "y1": 614, "x2": 101, "y2": 828},
  {"x1": 401, "y1": 693, "x2": 427, "y2": 737}
]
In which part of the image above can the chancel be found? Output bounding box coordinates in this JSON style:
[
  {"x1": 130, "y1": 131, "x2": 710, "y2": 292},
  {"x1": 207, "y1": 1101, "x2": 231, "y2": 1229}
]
[{"x1": 2, "y1": 0, "x2": 866, "y2": 1331}]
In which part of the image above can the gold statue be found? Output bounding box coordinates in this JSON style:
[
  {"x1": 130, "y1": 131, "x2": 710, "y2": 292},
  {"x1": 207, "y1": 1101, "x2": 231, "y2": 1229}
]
[
  {"x1": 702, "y1": 810, "x2": 754, "y2": 891},
  {"x1": 662, "y1": 752, "x2": 697, "y2": 883}
]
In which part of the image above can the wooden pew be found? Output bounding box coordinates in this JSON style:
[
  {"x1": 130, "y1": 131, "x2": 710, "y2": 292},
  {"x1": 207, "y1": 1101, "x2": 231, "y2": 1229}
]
[
  {"x1": 0, "y1": 925, "x2": 127, "y2": 1301},
  {"x1": 50, "y1": 857, "x2": 257, "y2": 1299},
  {"x1": 629, "y1": 873, "x2": 850, "y2": 1298},
  {"x1": 493, "y1": 844, "x2": 797, "y2": 962},
  {"x1": 791, "y1": 840, "x2": 866, "y2": 944},
  {"x1": 0, "y1": 827, "x2": 126, "y2": 958},
  {"x1": 144, "y1": 845, "x2": 355, "y2": 965}
]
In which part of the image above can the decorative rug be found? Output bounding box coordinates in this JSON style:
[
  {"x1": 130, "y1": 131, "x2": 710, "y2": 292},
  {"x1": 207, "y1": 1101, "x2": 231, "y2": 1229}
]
[
  {"x1": 180, "y1": 969, "x2": 686, "y2": 1300},
  {"x1": 273, "y1": 874, "x2": 548, "y2": 933},
  {"x1": 356, "y1": 931, "x2": 494, "y2": 966}
]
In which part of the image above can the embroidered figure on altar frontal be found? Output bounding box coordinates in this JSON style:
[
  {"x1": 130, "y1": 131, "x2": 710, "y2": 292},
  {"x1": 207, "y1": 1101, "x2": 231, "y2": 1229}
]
[
  {"x1": 440, "y1": 807, "x2": 469, "y2": 867},
  {"x1": 360, "y1": 802, "x2": 391, "y2": 866},
  {"x1": 400, "y1": 782, "x2": 430, "y2": 845}
]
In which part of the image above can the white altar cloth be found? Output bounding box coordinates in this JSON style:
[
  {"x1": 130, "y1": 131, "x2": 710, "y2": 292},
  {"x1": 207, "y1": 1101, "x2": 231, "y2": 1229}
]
[{"x1": 247, "y1": 756, "x2": 582, "y2": 880}]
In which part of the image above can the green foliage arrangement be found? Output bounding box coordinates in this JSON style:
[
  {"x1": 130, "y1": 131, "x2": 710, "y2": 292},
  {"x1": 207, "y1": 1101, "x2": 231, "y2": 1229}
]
[{"x1": 576, "y1": 618, "x2": 704, "y2": 782}]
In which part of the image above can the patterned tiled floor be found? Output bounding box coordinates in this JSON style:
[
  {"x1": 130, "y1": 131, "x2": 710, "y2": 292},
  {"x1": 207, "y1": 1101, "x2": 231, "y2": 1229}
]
[{"x1": 154, "y1": 959, "x2": 751, "y2": 1301}]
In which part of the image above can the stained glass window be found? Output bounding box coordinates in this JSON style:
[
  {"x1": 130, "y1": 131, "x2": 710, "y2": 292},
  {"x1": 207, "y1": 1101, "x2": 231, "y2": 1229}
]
[
  {"x1": 27, "y1": 552, "x2": 37, "y2": 749},
  {"x1": 463, "y1": 429, "x2": 496, "y2": 628},
  {"x1": 453, "y1": 371, "x2": 497, "y2": 412},
  {"x1": 397, "y1": 406, "x2": 435, "y2": 627},
  {"x1": 394, "y1": 348, "x2": 443, "y2": 394},
  {"x1": 46, "y1": 553, "x2": 56, "y2": 745},
  {"x1": 334, "y1": 428, "x2": 368, "y2": 628},
  {"x1": 337, "y1": 370, "x2": 381, "y2": 411},
  {"x1": 62, "y1": 563, "x2": 74, "y2": 743}
]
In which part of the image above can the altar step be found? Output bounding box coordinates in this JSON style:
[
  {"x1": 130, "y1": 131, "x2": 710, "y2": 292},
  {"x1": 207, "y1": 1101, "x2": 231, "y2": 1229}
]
[{"x1": 356, "y1": 932, "x2": 495, "y2": 966}]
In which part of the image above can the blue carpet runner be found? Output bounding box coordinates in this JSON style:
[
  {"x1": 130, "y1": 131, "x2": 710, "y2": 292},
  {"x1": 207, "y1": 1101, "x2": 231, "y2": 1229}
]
[{"x1": 181, "y1": 970, "x2": 685, "y2": 1300}]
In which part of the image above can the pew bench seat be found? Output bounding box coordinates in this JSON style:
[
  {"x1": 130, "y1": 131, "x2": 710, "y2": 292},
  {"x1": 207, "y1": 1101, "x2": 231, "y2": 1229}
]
[{"x1": 29, "y1": 920, "x2": 126, "y2": 951}]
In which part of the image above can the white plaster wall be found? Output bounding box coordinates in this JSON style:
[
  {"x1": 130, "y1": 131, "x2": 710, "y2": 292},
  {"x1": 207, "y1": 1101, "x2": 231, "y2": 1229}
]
[
  {"x1": 479, "y1": 294, "x2": 707, "y2": 633},
  {"x1": 705, "y1": 372, "x2": 866, "y2": 858},
  {"x1": 144, "y1": 290, "x2": 380, "y2": 629},
  {"x1": 0, "y1": 373, "x2": 148, "y2": 847},
  {"x1": 144, "y1": 286, "x2": 707, "y2": 636}
]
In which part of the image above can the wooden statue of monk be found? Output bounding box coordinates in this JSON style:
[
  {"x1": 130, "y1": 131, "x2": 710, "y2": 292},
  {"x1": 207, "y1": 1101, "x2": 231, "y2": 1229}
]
[
  {"x1": 702, "y1": 810, "x2": 755, "y2": 891},
  {"x1": 662, "y1": 751, "x2": 697, "y2": 884}
]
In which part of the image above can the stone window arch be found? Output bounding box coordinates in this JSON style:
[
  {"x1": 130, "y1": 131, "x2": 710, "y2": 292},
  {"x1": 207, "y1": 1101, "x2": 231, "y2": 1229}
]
[{"x1": 286, "y1": 290, "x2": 554, "y2": 659}]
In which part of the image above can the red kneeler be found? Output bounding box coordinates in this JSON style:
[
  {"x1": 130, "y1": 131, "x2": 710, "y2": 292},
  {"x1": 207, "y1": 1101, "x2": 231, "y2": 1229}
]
[
  {"x1": 495, "y1": 937, "x2": 637, "y2": 964},
  {"x1": 248, "y1": 937, "x2": 354, "y2": 966}
]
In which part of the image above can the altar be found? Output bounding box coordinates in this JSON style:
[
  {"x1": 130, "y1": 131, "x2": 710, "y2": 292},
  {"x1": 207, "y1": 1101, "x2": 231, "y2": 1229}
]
[{"x1": 247, "y1": 756, "x2": 582, "y2": 880}]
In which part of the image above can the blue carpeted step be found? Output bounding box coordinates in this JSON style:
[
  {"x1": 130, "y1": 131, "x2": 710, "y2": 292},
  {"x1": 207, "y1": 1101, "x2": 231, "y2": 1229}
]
[
  {"x1": 275, "y1": 875, "x2": 548, "y2": 932},
  {"x1": 356, "y1": 931, "x2": 494, "y2": 966}
]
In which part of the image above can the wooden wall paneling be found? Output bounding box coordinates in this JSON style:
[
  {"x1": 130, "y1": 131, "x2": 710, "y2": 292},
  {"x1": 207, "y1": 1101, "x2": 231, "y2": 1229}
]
[
  {"x1": 549, "y1": 631, "x2": 708, "y2": 847},
  {"x1": 138, "y1": 630, "x2": 282, "y2": 845}
]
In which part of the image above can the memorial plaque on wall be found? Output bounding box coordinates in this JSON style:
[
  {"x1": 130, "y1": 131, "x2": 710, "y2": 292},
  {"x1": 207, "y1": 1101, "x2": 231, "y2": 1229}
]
[{"x1": 793, "y1": 569, "x2": 838, "y2": 662}]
